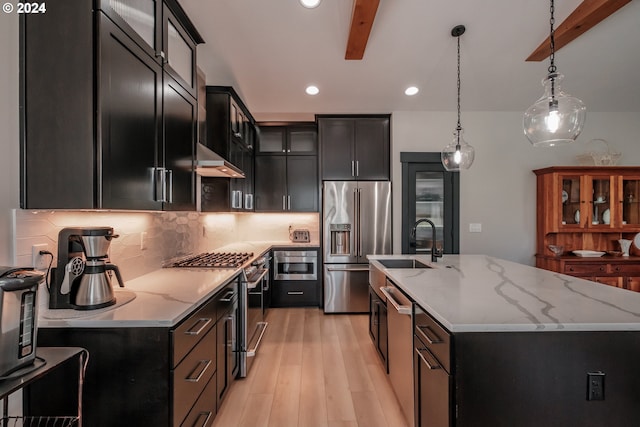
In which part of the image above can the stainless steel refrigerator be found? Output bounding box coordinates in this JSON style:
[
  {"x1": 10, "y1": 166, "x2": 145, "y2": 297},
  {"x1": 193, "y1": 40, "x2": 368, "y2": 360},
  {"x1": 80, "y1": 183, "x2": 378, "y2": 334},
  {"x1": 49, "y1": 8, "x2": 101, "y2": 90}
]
[{"x1": 323, "y1": 181, "x2": 392, "y2": 313}]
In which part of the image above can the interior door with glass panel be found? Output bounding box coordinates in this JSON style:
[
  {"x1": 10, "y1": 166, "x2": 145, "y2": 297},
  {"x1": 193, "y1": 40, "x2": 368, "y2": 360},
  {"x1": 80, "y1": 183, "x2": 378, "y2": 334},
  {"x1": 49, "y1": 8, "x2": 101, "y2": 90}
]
[{"x1": 401, "y1": 152, "x2": 459, "y2": 254}]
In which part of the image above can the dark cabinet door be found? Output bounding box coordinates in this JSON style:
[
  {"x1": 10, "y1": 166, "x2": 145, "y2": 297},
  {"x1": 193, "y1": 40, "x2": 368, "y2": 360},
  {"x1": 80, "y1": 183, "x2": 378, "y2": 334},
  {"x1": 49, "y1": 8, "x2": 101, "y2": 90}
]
[
  {"x1": 163, "y1": 73, "x2": 196, "y2": 211},
  {"x1": 319, "y1": 116, "x2": 390, "y2": 180},
  {"x1": 255, "y1": 156, "x2": 287, "y2": 211},
  {"x1": 355, "y1": 118, "x2": 390, "y2": 180},
  {"x1": 21, "y1": 1, "x2": 95, "y2": 209},
  {"x1": 99, "y1": 13, "x2": 163, "y2": 210},
  {"x1": 319, "y1": 118, "x2": 355, "y2": 180},
  {"x1": 287, "y1": 156, "x2": 319, "y2": 212}
]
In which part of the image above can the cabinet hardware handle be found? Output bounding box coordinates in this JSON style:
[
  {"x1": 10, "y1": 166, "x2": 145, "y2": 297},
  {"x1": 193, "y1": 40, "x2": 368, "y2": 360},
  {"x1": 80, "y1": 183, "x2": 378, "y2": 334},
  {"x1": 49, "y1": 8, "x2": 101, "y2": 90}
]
[
  {"x1": 192, "y1": 411, "x2": 213, "y2": 427},
  {"x1": 167, "y1": 169, "x2": 173, "y2": 204},
  {"x1": 351, "y1": 160, "x2": 355, "y2": 177},
  {"x1": 380, "y1": 287, "x2": 412, "y2": 315},
  {"x1": 569, "y1": 267, "x2": 574, "y2": 271},
  {"x1": 288, "y1": 291, "x2": 304, "y2": 295},
  {"x1": 185, "y1": 318, "x2": 212, "y2": 336},
  {"x1": 415, "y1": 347, "x2": 442, "y2": 370},
  {"x1": 219, "y1": 290, "x2": 236, "y2": 302},
  {"x1": 288, "y1": 195, "x2": 291, "y2": 210},
  {"x1": 356, "y1": 160, "x2": 359, "y2": 177},
  {"x1": 185, "y1": 359, "x2": 212, "y2": 382},
  {"x1": 417, "y1": 325, "x2": 443, "y2": 344},
  {"x1": 282, "y1": 195, "x2": 286, "y2": 210}
]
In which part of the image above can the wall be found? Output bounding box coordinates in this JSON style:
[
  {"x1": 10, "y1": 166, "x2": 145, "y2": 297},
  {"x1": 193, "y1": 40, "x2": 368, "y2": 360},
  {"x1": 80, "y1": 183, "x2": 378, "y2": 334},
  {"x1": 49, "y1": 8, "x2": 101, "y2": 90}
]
[{"x1": 391, "y1": 111, "x2": 640, "y2": 265}]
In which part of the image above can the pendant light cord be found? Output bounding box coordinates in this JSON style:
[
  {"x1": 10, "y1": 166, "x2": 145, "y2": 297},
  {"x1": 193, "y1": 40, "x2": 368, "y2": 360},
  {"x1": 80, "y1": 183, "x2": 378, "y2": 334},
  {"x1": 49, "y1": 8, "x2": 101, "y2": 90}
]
[
  {"x1": 548, "y1": 0, "x2": 557, "y2": 100},
  {"x1": 456, "y1": 30, "x2": 462, "y2": 145}
]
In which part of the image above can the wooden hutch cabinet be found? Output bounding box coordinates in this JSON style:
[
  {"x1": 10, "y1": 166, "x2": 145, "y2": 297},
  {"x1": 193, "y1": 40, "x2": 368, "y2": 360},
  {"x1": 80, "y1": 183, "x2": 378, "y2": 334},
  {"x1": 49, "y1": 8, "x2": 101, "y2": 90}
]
[{"x1": 534, "y1": 166, "x2": 640, "y2": 292}]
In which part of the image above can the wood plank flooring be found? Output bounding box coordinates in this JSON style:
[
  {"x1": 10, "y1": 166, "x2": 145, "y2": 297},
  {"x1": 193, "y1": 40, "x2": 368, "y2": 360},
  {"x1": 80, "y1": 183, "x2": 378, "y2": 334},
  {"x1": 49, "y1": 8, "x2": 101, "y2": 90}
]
[{"x1": 212, "y1": 308, "x2": 410, "y2": 427}]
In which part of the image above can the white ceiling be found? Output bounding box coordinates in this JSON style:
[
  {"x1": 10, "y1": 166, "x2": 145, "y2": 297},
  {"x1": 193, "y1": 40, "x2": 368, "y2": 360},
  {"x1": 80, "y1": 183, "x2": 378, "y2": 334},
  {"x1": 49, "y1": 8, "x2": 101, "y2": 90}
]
[{"x1": 180, "y1": 0, "x2": 640, "y2": 119}]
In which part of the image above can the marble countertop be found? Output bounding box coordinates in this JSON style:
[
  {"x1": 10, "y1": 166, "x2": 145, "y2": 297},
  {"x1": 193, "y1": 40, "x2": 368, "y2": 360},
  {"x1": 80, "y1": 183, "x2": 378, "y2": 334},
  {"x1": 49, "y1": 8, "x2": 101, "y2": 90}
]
[
  {"x1": 368, "y1": 254, "x2": 640, "y2": 333},
  {"x1": 38, "y1": 241, "x2": 319, "y2": 329}
]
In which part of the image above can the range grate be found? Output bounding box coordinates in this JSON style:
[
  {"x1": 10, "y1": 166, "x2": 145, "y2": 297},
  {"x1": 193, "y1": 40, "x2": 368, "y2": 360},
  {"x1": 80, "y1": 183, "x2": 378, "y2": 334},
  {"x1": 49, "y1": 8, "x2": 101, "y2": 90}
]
[{"x1": 169, "y1": 252, "x2": 253, "y2": 268}]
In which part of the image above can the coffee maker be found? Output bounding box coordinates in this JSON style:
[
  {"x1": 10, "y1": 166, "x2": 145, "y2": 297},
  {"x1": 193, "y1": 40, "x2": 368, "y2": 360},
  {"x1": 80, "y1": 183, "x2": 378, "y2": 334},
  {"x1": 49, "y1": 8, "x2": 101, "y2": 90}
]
[{"x1": 50, "y1": 227, "x2": 125, "y2": 310}]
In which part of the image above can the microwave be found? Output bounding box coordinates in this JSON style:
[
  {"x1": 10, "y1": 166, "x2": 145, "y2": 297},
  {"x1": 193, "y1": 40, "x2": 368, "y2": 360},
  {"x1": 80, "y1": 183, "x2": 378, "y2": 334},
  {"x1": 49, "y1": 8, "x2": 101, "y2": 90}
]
[{"x1": 273, "y1": 250, "x2": 317, "y2": 281}]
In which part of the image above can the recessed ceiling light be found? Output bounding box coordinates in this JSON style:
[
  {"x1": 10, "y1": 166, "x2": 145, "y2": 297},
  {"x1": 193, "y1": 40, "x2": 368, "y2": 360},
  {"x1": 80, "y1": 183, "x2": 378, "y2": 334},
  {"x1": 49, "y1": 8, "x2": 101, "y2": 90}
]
[
  {"x1": 306, "y1": 85, "x2": 319, "y2": 95},
  {"x1": 300, "y1": 0, "x2": 321, "y2": 8},
  {"x1": 405, "y1": 86, "x2": 419, "y2": 96}
]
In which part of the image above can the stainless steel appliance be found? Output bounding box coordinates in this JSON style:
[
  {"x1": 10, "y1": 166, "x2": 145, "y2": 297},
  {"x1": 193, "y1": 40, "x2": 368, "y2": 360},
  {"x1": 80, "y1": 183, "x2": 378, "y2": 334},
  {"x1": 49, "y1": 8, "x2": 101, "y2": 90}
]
[
  {"x1": 50, "y1": 227, "x2": 125, "y2": 310},
  {"x1": 323, "y1": 181, "x2": 392, "y2": 313},
  {"x1": 273, "y1": 250, "x2": 317, "y2": 280},
  {"x1": 240, "y1": 255, "x2": 269, "y2": 377},
  {"x1": 169, "y1": 250, "x2": 268, "y2": 378},
  {"x1": 381, "y1": 280, "x2": 414, "y2": 427},
  {"x1": 0, "y1": 267, "x2": 45, "y2": 377}
]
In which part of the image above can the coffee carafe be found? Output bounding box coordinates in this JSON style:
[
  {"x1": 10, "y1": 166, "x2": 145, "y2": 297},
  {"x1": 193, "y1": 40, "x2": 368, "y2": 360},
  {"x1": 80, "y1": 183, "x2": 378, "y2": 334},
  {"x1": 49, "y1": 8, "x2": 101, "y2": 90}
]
[{"x1": 50, "y1": 227, "x2": 125, "y2": 310}]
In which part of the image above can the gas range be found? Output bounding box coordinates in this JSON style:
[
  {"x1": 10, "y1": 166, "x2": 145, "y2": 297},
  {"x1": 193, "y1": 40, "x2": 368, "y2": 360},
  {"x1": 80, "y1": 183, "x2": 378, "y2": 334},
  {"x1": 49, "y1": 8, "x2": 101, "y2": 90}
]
[{"x1": 168, "y1": 252, "x2": 254, "y2": 269}]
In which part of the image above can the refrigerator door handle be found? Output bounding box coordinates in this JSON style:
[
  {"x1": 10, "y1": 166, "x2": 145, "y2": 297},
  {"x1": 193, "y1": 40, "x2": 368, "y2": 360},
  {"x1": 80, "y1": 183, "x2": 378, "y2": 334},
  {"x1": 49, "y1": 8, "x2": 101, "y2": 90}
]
[
  {"x1": 326, "y1": 266, "x2": 370, "y2": 272},
  {"x1": 354, "y1": 188, "x2": 359, "y2": 258},
  {"x1": 358, "y1": 188, "x2": 363, "y2": 257}
]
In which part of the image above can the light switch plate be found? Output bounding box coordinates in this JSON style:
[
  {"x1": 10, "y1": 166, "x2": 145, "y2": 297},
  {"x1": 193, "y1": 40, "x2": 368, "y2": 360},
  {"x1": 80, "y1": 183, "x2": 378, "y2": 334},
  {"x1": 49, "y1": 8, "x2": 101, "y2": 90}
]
[{"x1": 469, "y1": 223, "x2": 482, "y2": 233}]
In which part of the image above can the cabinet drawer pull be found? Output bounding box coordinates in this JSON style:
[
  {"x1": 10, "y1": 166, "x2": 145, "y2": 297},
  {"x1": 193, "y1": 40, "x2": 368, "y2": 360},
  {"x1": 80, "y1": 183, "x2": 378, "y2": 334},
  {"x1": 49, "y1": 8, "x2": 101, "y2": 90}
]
[
  {"x1": 287, "y1": 291, "x2": 304, "y2": 295},
  {"x1": 185, "y1": 318, "x2": 212, "y2": 336},
  {"x1": 417, "y1": 325, "x2": 443, "y2": 344},
  {"x1": 599, "y1": 266, "x2": 605, "y2": 272},
  {"x1": 190, "y1": 411, "x2": 213, "y2": 427},
  {"x1": 568, "y1": 267, "x2": 574, "y2": 272},
  {"x1": 185, "y1": 359, "x2": 212, "y2": 382},
  {"x1": 416, "y1": 347, "x2": 441, "y2": 370},
  {"x1": 219, "y1": 290, "x2": 236, "y2": 302}
]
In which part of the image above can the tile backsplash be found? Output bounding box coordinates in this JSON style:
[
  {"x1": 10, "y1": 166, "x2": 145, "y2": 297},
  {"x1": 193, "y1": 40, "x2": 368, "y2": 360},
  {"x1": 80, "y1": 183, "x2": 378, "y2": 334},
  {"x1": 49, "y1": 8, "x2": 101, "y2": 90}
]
[{"x1": 13, "y1": 209, "x2": 319, "y2": 281}]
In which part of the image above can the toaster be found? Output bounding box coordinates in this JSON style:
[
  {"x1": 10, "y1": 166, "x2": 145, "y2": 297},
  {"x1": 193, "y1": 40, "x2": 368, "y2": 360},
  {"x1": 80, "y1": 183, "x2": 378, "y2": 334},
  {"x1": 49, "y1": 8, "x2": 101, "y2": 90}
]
[{"x1": 0, "y1": 267, "x2": 44, "y2": 377}]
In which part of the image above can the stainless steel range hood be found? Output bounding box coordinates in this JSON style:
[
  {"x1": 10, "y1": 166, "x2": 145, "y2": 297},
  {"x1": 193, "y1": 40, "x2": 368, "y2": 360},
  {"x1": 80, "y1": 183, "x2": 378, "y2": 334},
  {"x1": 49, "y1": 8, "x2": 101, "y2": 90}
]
[{"x1": 195, "y1": 143, "x2": 245, "y2": 178}]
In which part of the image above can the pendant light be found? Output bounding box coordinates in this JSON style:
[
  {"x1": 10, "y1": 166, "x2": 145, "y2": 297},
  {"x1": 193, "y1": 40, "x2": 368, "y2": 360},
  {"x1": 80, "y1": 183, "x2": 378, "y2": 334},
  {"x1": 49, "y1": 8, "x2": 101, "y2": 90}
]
[
  {"x1": 523, "y1": 0, "x2": 586, "y2": 147},
  {"x1": 441, "y1": 25, "x2": 474, "y2": 172}
]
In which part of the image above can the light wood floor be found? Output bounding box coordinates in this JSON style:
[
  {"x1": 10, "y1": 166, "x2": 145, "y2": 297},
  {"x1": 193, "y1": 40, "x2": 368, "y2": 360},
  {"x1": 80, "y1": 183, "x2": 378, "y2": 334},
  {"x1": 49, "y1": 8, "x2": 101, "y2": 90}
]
[{"x1": 212, "y1": 307, "x2": 410, "y2": 427}]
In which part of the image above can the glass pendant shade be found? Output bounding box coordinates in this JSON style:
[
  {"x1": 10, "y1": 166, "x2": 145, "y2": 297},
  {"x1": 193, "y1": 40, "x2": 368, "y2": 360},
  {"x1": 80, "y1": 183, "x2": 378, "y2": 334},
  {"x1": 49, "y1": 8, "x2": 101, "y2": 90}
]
[
  {"x1": 441, "y1": 129, "x2": 475, "y2": 171},
  {"x1": 524, "y1": 73, "x2": 586, "y2": 147}
]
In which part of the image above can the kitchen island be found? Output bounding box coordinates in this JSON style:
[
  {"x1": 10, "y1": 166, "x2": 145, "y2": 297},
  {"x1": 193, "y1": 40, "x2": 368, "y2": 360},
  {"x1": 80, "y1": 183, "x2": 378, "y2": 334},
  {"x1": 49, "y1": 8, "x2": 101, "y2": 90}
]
[{"x1": 369, "y1": 254, "x2": 640, "y2": 427}]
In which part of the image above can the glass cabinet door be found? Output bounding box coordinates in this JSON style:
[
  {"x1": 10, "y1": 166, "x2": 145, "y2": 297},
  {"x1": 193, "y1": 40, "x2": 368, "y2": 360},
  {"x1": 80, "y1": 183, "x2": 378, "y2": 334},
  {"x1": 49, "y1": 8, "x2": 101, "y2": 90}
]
[
  {"x1": 414, "y1": 172, "x2": 445, "y2": 252},
  {"x1": 622, "y1": 178, "x2": 640, "y2": 227},
  {"x1": 561, "y1": 176, "x2": 581, "y2": 226},
  {"x1": 401, "y1": 153, "x2": 459, "y2": 254},
  {"x1": 589, "y1": 176, "x2": 612, "y2": 227}
]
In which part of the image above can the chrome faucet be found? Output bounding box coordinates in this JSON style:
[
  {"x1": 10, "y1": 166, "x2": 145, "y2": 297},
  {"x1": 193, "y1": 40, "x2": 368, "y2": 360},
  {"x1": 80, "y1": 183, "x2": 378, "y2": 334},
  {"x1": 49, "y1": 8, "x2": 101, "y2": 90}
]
[{"x1": 410, "y1": 219, "x2": 443, "y2": 262}]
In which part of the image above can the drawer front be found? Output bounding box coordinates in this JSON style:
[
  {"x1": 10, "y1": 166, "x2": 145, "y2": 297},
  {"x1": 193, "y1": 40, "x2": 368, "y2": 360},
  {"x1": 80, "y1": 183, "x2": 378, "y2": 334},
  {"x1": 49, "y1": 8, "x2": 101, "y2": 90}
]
[
  {"x1": 173, "y1": 327, "x2": 217, "y2": 427},
  {"x1": 563, "y1": 263, "x2": 607, "y2": 275},
  {"x1": 173, "y1": 298, "x2": 217, "y2": 367},
  {"x1": 414, "y1": 305, "x2": 451, "y2": 373},
  {"x1": 593, "y1": 276, "x2": 621, "y2": 287},
  {"x1": 271, "y1": 281, "x2": 319, "y2": 307},
  {"x1": 180, "y1": 372, "x2": 217, "y2": 427},
  {"x1": 610, "y1": 263, "x2": 640, "y2": 275}
]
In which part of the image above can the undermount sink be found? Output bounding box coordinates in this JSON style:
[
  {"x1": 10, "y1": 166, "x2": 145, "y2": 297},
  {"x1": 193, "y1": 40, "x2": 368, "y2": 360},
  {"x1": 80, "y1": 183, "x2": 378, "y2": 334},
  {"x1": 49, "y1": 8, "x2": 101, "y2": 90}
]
[{"x1": 377, "y1": 259, "x2": 432, "y2": 269}]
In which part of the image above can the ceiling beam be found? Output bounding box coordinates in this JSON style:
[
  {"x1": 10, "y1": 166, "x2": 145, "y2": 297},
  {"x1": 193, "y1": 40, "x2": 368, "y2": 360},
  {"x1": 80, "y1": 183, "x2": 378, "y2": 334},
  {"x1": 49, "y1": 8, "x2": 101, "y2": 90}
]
[
  {"x1": 345, "y1": 0, "x2": 380, "y2": 60},
  {"x1": 526, "y1": 0, "x2": 631, "y2": 62}
]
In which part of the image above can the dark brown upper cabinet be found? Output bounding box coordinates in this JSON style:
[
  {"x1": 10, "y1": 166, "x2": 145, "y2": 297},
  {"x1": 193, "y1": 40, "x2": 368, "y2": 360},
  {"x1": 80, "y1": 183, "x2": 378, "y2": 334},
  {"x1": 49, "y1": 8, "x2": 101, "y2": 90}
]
[
  {"x1": 317, "y1": 115, "x2": 390, "y2": 181},
  {"x1": 20, "y1": 0, "x2": 202, "y2": 210}
]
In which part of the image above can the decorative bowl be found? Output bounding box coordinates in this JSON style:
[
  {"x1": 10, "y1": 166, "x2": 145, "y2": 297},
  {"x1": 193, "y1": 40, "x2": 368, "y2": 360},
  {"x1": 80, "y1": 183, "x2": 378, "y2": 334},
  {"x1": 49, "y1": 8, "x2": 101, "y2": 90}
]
[{"x1": 548, "y1": 245, "x2": 564, "y2": 257}]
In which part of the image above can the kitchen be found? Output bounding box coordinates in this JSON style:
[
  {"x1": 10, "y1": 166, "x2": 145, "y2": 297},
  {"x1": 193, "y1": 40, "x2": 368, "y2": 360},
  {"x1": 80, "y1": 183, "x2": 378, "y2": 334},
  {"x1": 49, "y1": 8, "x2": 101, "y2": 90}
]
[{"x1": 1, "y1": 0, "x2": 640, "y2": 426}]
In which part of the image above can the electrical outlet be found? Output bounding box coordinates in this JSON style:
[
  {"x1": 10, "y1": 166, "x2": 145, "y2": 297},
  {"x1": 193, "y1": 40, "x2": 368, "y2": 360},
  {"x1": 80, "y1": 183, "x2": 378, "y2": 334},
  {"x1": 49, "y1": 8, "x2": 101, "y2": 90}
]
[
  {"x1": 587, "y1": 371, "x2": 605, "y2": 401},
  {"x1": 32, "y1": 243, "x2": 51, "y2": 270},
  {"x1": 469, "y1": 223, "x2": 482, "y2": 233}
]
